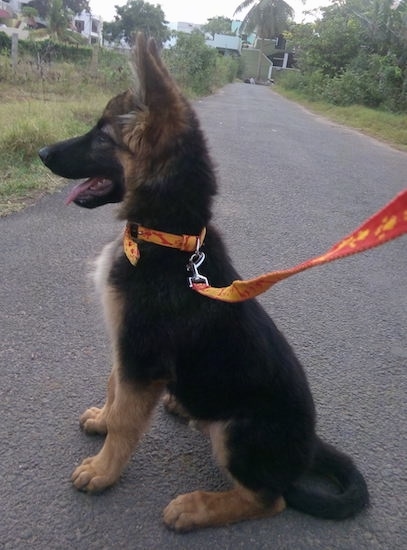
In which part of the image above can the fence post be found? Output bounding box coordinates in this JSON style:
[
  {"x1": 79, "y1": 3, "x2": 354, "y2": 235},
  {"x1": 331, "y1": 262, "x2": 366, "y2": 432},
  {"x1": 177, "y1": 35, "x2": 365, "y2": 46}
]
[
  {"x1": 11, "y1": 33, "x2": 18, "y2": 72},
  {"x1": 91, "y1": 45, "x2": 99, "y2": 76}
]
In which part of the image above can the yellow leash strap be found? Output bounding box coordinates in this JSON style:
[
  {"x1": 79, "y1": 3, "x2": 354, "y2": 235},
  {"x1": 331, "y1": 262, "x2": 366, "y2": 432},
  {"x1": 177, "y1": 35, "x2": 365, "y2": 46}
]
[{"x1": 191, "y1": 189, "x2": 407, "y2": 303}]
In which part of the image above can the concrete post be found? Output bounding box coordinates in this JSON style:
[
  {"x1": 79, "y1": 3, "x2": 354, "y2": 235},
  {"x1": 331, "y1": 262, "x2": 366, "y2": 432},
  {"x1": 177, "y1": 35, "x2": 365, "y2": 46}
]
[{"x1": 11, "y1": 33, "x2": 18, "y2": 71}]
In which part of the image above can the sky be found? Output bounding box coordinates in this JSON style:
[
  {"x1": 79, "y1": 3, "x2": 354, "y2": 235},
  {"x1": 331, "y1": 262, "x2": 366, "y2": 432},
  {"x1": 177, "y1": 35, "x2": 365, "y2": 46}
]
[{"x1": 89, "y1": 0, "x2": 331, "y2": 25}]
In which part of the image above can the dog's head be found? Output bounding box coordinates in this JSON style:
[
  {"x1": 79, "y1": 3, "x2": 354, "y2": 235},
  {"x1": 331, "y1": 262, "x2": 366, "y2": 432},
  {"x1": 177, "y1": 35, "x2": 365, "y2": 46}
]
[{"x1": 39, "y1": 34, "x2": 193, "y2": 211}]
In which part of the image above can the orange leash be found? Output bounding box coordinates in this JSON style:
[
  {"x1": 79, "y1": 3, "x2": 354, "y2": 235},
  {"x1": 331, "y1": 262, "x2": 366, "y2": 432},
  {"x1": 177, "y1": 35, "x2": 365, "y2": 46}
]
[{"x1": 191, "y1": 189, "x2": 407, "y2": 303}]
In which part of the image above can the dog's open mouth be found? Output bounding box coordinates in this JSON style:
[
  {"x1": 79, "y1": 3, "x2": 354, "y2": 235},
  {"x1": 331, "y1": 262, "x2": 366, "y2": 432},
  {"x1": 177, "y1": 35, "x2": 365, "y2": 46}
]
[{"x1": 66, "y1": 177, "x2": 115, "y2": 205}]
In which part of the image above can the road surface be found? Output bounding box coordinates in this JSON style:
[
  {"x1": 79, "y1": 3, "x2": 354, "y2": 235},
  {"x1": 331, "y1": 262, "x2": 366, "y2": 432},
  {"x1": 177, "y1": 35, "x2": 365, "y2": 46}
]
[{"x1": 1, "y1": 83, "x2": 406, "y2": 549}]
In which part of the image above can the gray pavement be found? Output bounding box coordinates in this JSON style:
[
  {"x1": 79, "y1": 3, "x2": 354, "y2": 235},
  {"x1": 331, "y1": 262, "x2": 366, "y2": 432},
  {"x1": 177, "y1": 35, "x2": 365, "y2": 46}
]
[{"x1": 1, "y1": 83, "x2": 406, "y2": 549}]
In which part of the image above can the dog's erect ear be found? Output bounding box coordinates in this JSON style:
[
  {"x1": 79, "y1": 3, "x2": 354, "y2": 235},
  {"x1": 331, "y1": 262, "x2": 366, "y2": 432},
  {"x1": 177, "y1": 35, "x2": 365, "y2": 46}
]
[
  {"x1": 133, "y1": 32, "x2": 181, "y2": 111},
  {"x1": 120, "y1": 32, "x2": 188, "y2": 158}
]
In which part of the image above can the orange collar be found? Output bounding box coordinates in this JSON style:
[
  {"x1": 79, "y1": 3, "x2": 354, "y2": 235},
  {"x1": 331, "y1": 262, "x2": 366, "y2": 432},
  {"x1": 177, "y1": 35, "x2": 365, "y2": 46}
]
[{"x1": 123, "y1": 223, "x2": 206, "y2": 265}]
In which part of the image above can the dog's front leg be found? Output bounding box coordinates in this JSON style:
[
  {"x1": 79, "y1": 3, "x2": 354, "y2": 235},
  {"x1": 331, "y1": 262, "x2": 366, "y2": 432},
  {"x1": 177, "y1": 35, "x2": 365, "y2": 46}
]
[
  {"x1": 79, "y1": 368, "x2": 117, "y2": 435},
  {"x1": 72, "y1": 369, "x2": 165, "y2": 492}
]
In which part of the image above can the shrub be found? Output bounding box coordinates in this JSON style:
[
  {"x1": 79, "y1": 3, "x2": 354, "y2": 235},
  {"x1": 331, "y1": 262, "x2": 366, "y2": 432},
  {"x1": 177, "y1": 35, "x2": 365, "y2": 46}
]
[
  {"x1": 212, "y1": 54, "x2": 239, "y2": 89},
  {"x1": 19, "y1": 39, "x2": 93, "y2": 64},
  {"x1": 322, "y1": 71, "x2": 369, "y2": 106},
  {"x1": 275, "y1": 69, "x2": 303, "y2": 90},
  {"x1": 0, "y1": 31, "x2": 11, "y2": 52},
  {"x1": 163, "y1": 32, "x2": 218, "y2": 96},
  {"x1": 299, "y1": 70, "x2": 329, "y2": 100}
]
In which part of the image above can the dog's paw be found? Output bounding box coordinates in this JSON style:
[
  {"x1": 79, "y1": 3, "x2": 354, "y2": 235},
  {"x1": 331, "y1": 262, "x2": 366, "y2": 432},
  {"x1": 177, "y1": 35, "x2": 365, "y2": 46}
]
[
  {"x1": 163, "y1": 492, "x2": 207, "y2": 532},
  {"x1": 79, "y1": 407, "x2": 107, "y2": 435},
  {"x1": 71, "y1": 456, "x2": 115, "y2": 492}
]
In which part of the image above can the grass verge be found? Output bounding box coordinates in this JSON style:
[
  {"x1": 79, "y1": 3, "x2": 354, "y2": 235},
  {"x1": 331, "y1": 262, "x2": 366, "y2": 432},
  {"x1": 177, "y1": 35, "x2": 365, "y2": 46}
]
[
  {"x1": 0, "y1": 93, "x2": 111, "y2": 216},
  {"x1": 273, "y1": 86, "x2": 407, "y2": 152},
  {"x1": 2, "y1": 82, "x2": 407, "y2": 217}
]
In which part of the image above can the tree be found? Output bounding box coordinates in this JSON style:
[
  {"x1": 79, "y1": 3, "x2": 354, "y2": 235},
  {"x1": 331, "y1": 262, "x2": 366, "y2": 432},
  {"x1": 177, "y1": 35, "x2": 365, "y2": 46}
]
[
  {"x1": 65, "y1": 0, "x2": 90, "y2": 15},
  {"x1": 48, "y1": 0, "x2": 70, "y2": 39},
  {"x1": 103, "y1": 0, "x2": 170, "y2": 46},
  {"x1": 284, "y1": 0, "x2": 407, "y2": 111},
  {"x1": 27, "y1": 0, "x2": 51, "y2": 19},
  {"x1": 291, "y1": 0, "x2": 407, "y2": 75},
  {"x1": 300, "y1": 3, "x2": 363, "y2": 76},
  {"x1": 344, "y1": 0, "x2": 407, "y2": 57},
  {"x1": 202, "y1": 16, "x2": 234, "y2": 38},
  {"x1": 27, "y1": 0, "x2": 90, "y2": 19},
  {"x1": 163, "y1": 31, "x2": 218, "y2": 95},
  {"x1": 234, "y1": 0, "x2": 294, "y2": 79},
  {"x1": 235, "y1": 0, "x2": 294, "y2": 38}
]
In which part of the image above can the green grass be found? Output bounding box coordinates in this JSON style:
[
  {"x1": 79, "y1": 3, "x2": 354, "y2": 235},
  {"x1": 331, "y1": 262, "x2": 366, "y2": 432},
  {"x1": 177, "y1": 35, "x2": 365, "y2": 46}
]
[
  {"x1": 274, "y1": 86, "x2": 407, "y2": 151},
  {"x1": 0, "y1": 49, "x2": 132, "y2": 216},
  {"x1": 0, "y1": 93, "x2": 111, "y2": 215},
  {"x1": 0, "y1": 47, "x2": 239, "y2": 216}
]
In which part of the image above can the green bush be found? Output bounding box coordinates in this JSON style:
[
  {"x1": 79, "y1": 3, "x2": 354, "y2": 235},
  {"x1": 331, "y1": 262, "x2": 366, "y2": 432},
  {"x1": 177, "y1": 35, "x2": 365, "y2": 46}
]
[
  {"x1": 275, "y1": 69, "x2": 303, "y2": 90},
  {"x1": 278, "y1": 50, "x2": 407, "y2": 112},
  {"x1": 163, "y1": 32, "x2": 219, "y2": 96},
  {"x1": 299, "y1": 70, "x2": 328, "y2": 100},
  {"x1": 0, "y1": 31, "x2": 11, "y2": 51},
  {"x1": 0, "y1": 52, "x2": 13, "y2": 80},
  {"x1": 321, "y1": 71, "x2": 369, "y2": 106},
  {"x1": 19, "y1": 39, "x2": 93, "y2": 64},
  {"x1": 286, "y1": 2, "x2": 407, "y2": 114},
  {"x1": 212, "y1": 54, "x2": 239, "y2": 89}
]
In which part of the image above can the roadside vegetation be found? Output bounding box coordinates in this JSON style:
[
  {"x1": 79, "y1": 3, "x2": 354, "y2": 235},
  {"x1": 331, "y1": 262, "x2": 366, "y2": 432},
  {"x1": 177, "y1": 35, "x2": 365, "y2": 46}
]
[
  {"x1": 0, "y1": 33, "x2": 239, "y2": 215},
  {"x1": 273, "y1": 79, "x2": 407, "y2": 151},
  {"x1": 1, "y1": 0, "x2": 407, "y2": 215},
  {"x1": 0, "y1": 43, "x2": 130, "y2": 215},
  {"x1": 271, "y1": 0, "x2": 407, "y2": 151},
  {"x1": 278, "y1": 0, "x2": 407, "y2": 114}
]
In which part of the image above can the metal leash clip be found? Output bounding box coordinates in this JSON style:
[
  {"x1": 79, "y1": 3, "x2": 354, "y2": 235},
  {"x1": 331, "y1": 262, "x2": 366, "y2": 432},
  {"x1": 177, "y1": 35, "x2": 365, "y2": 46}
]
[{"x1": 187, "y1": 240, "x2": 209, "y2": 287}]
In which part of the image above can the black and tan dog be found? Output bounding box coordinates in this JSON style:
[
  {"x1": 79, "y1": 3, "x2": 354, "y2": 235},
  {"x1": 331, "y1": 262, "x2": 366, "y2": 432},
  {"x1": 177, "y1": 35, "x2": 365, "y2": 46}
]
[{"x1": 39, "y1": 34, "x2": 369, "y2": 531}]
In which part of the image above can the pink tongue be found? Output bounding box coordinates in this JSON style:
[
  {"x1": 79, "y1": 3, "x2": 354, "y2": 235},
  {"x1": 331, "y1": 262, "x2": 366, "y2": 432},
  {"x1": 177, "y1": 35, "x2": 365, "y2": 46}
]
[{"x1": 65, "y1": 178, "x2": 100, "y2": 205}]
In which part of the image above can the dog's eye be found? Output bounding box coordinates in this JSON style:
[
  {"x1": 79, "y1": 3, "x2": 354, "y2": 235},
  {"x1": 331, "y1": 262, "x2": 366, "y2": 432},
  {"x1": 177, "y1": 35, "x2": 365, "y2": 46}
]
[{"x1": 97, "y1": 132, "x2": 112, "y2": 145}]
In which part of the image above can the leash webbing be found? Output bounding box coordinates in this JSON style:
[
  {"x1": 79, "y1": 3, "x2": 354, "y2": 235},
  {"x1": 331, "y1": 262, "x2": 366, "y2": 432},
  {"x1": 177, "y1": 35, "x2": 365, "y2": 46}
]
[{"x1": 191, "y1": 189, "x2": 407, "y2": 303}]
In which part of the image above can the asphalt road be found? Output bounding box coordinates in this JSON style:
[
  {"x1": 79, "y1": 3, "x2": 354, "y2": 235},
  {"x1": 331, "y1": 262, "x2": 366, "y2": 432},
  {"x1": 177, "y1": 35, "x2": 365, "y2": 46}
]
[{"x1": 1, "y1": 83, "x2": 406, "y2": 550}]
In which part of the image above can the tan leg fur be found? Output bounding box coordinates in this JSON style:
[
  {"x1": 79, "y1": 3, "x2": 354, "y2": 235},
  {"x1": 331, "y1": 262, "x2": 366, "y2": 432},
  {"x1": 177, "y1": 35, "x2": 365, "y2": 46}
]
[
  {"x1": 80, "y1": 369, "x2": 116, "y2": 435},
  {"x1": 162, "y1": 392, "x2": 191, "y2": 420},
  {"x1": 80, "y1": 254, "x2": 125, "y2": 437},
  {"x1": 71, "y1": 250, "x2": 168, "y2": 491},
  {"x1": 163, "y1": 421, "x2": 286, "y2": 531},
  {"x1": 164, "y1": 486, "x2": 286, "y2": 532},
  {"x1": 72, "y1": 368, "x2": 165, "y2": 492}
]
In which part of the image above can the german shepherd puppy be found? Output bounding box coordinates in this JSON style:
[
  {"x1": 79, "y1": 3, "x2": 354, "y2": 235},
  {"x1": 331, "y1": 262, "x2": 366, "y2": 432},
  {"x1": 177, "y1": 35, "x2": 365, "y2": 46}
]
[{"x1": 39, "y1": 34, "x2": 369, "y2": 531}]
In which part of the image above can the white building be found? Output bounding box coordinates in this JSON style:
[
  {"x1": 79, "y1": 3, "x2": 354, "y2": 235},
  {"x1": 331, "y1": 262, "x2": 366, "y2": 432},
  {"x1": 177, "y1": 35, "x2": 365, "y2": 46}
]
[
  {"x1": 1, "y1": 0, "x2": 30, "y2": 13},
  {"x1": 73, "y1": 10, "x2": 102, "y2": 45},
  {"x1": 0, "y1": 0, "x2": 30, "y2": 38},
  {"x1": 205, "y1": 33, "x2": 242, "y2": 55}
]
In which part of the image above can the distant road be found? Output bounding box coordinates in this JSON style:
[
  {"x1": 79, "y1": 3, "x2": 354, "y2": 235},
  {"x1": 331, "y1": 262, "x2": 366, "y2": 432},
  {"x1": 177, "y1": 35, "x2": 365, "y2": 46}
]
[{"x1": 1, "y1": 82, "x2": 406, "y2": 549}]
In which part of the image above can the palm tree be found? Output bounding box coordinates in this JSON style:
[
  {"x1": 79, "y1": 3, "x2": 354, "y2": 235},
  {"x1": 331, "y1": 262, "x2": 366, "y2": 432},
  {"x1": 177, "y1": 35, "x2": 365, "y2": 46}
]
[
  {"x1": 48, "y1": 0, "x2": 70, "y2": 41},
  {"x1": 234, "y1": 0, "x2": 294, "y2": 80}
]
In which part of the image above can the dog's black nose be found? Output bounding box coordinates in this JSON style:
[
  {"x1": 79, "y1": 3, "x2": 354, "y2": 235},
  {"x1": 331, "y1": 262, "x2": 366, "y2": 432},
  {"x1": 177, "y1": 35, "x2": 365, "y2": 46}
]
[{"x1": 38, "y1": 146, "x2": 52, "y2": 165}]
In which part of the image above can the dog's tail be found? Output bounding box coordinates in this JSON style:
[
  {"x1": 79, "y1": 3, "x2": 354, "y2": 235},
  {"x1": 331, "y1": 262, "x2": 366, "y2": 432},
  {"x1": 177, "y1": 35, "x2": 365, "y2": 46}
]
[{"x1": 284, "y1": 437, "x2": 369, "y2": 519}]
